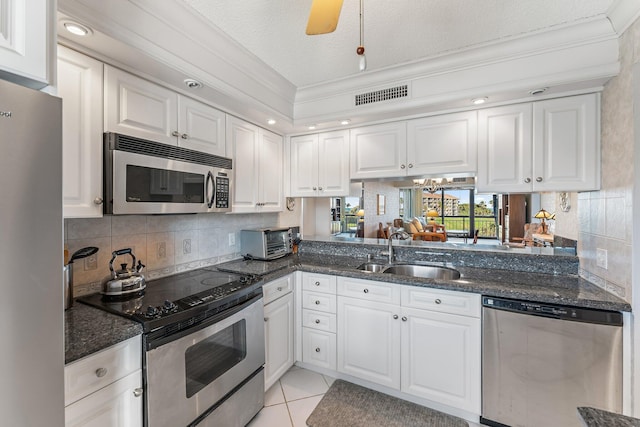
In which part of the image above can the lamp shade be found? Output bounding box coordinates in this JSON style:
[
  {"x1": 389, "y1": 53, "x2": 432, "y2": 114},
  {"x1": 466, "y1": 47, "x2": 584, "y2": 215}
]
[
  {"x1": 356, "y1": 209, "x2": 365, "y2": 217},
  {"x1": 534, "y1": 209, "x2": 552, "y2": 220},
  {"x1": 427, "y1": 209, "x2": 439, "y2": 218}
]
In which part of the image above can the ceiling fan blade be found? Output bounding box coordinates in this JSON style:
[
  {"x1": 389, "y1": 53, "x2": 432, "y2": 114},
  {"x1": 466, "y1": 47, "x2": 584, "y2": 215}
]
[{"x1": 306, "y1": 0, "x2": 344, "y2": 35}]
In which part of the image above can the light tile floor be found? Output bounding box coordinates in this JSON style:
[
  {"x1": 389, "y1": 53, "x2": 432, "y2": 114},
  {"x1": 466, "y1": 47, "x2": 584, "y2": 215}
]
[{"x1": 247, "y1": 366, "x2": 482, "y2": 427}]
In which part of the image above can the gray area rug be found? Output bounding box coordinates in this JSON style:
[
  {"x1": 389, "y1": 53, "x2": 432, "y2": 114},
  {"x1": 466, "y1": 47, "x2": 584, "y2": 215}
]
[{"x1": 306, "y1": 380, "x2": 469, "y2": 427}]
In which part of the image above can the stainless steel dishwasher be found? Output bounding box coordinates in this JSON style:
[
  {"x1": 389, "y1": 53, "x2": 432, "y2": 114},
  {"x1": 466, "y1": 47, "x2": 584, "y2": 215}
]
[{"x1": 481, "y1": 296, "x2": 622, "y2": 427}]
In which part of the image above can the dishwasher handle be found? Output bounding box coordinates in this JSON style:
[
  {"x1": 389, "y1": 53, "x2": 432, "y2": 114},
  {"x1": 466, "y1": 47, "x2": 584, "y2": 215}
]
[{"x1": 482, "y1": 296, "x2": 622, "y2": 326}]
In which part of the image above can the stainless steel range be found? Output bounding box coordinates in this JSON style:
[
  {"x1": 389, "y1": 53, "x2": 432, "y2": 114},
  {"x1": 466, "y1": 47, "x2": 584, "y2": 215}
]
[{"x1": 79, "y1": 267, "x2": 265, "y2": 427}]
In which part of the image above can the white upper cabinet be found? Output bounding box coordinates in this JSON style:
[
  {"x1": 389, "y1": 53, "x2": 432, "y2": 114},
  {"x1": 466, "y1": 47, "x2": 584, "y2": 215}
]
[
  {"x1": 58, "y1": 46, "x2": 104, "y2": 218},
  {"x1": 226, "y1": 116, "x2": 283, "y2": 212},
  {"x1": 105, "y1": 65, "x2": 225, "y2": 156},
  {"x1": 350, "y1": 122, "x2": 407, "y2": 179},
  {"x1": 406, "y1": 111, "x2": 478, "y2": 176},
  {"x1": 350, "y1": 112, "x2": 477, "y2": 179},
  {"x1": 290, "y1": 130, "x2": 350, "y2": 197},
  {"x1": 477, "y1": 94, "x2": 600, "y2": 193},
  {"x1": 0, "y1": 0, "x2": 53, "y2": 88}
]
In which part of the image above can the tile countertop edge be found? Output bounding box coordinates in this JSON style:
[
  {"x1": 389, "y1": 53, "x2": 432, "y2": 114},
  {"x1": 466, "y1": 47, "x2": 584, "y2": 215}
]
[
  {"x1": 65, "y1": 302, "x2": 143, "y2": 365},
  {"x1": 578, "y1": 407, "x2": 640, "y2": 427},
  {"x1": 216, "y1": 255, "x2": 631, "y2": 312}
]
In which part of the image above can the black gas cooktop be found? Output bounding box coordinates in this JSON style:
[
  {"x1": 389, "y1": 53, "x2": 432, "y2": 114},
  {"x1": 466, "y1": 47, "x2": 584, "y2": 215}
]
[{"x1": 78, "y1": 267, "x2": 263, "y2": 333}]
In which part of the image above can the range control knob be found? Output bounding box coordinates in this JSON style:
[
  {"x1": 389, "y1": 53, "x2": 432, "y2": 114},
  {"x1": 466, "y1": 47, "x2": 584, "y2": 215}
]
[
  {"x1": 163, "y1": 300, "x2": 177, "y2": 312},
  {"x1": 239, "y1": 276, "x2": 248, "y2": 284},
  {"x1": 145, "y1": 306, "x2": 159, "y2": 318}
]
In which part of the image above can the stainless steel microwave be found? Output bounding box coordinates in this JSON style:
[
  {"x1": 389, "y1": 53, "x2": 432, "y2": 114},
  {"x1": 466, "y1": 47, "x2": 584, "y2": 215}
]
[
  {"x1": 104, "y1": 132, "x2": 232, "y2": 215},
  {"x1": 240, "y1": 228, "x2": 292, "y2": 260}
]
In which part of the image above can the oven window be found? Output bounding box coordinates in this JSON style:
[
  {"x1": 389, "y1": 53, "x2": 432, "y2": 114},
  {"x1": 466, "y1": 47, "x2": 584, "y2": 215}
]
[
  {"x1": 126, "y1": 165, "x2": 205, "y2": 203},
  {"x1": 184, "y1": 320, "x2": 247, "y2": 398}
]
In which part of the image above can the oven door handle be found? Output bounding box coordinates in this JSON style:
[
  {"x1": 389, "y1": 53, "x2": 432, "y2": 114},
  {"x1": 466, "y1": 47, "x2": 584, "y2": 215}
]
[{"x1": 206, "y1": 171, "x2": 215, "y2": 208}]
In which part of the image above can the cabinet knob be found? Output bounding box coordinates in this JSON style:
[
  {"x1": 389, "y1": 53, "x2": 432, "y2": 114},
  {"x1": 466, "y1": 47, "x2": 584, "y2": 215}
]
[
  {"x1": 363, "y1": 289, "x2": 369, "y2": 293},
  {"x1": 393, "y1": 314, "x2": 398, "y2": 319},
  {"x1": 315, "y1": 319, "x2": 320, "y2": 324},
  {"x1": 315, "y1": 347, "x2": 321, "y2": 352},
  {"x1": 313, "y1": 187, "x2": 317, "y2": 191},
  {"x1": 95, "y1": 368, "x2": 108, "y2": 378},
  {"x1": 536, "y1": 176, "x2": 543, "y2": 182},
  {"x1": 181, "y1": 133, "x2": 189, "y2": 139},
  {"x1": 400, "y1": 164, "x2": 406, "y2": 169},
  {"x1": 408, "y1": 163, "x2": 413, "y2": 168},
  {"x1": 524, "y1": 177, "x2": 531, "y2": 183},
  {"x1": 402, "y1": 316, "x2": 407, "y2": 321},
  {"x1": 315, "y1": 300, "x2": 320, "y2": 305},
  {"x1": 133, "y1": 388, "x2": 143, "y2": 397},
  {"x1": 171, "y1": 131, "x2": 180, "y2": 137},
  {"x1": 319, "y1": 187, "x2": 323, "y2": 191},
  {"x1": 435, "y1": 298, "x2": 442, "y2": 304},
  {"x1": 264, "y1": 317, "x2": 268, "y2": 322},
  {"x1": 315, "y1": 281, "x2": 320, "y2": 286},
  {"x1": 93, "y1": 197, "x2": 103, "y2": 205},
  {"x1": 277, "y1": 287, "x2": 282, "y2": 291}
]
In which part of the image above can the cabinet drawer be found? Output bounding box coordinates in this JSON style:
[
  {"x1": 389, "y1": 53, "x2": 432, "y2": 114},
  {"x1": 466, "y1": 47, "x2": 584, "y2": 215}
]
[
  {"x1": 65, "y1": 336, "x2": 142, "y2": 406},
  {"x1": 263, "y1": 274, "x2": 293, "y2": 305},
  {"x1": 303, "y1": 309, "x2": 337, "y2": 333},
  {"x1": 337, "y1": 277, "x2": 401, "y2": 305},
  {"x1": 302, "y1": 328, "x2": 336, "y2": 370},
  {"x1": 302, "y1": 273, "x2": 337, "y2": 294},
  {"x1": 302, "y1": 290, "x2": 337, "y2": 313},
  {"x1": 401, "y1": 287, "x2": 481, "y2": 318}
]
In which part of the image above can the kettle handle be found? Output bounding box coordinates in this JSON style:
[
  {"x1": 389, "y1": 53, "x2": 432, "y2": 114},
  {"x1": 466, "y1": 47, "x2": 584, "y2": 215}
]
[{"x1": 109, "y1": 249, "x2": 137, "y2": 277}]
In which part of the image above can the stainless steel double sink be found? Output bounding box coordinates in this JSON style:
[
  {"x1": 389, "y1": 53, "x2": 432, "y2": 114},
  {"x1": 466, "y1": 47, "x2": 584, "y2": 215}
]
[{"x1": 356, "y1": 263, "x2": 461, "y2": 280}]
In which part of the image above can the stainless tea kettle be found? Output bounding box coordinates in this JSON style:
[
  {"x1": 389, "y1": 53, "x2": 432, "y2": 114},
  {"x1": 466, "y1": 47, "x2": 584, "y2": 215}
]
[{"x1": 102, "y1": 248, "x2": 146, "y2": 297}]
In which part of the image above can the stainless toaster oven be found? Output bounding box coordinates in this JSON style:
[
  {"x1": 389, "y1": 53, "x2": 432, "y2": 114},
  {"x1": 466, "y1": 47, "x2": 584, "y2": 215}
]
[{"x1": 240, "y1": 228, "x2": 292, "y2": 260}]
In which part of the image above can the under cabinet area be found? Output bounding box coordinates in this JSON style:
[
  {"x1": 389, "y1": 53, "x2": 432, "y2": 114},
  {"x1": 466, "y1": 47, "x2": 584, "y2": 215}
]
[
  {"x1": 226, "y1": 116, "x2": 283, "y2": 212},
  {"x1": 263, "y1": 274, "x2": 295, "y2": 390},
  {"x1": 58, "y1": 46, "x2": 104, "y2": 218},
  {"x1": 64, "y1": 336, "x2": 142, "y2": 427},
  {"x1": 105, "y1": 65, "x2": 226, "y2": 156},
  {"x1": 290, "y1": 130, "x2": 350, "y2": 197},
  {"x1": 477, "y1": 93, "x2": 600, "y2": 192}
]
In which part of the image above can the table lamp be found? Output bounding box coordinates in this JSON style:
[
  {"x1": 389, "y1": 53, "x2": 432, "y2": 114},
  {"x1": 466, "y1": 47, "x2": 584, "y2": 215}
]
[
  {"x1": 426, "y1": 209, "x2": 439, "y2": 225},
  {"x1": 534, "y1": 208, "x2": 552, "y2": 234},
  {"x1": 356, "y1": 209, "x2": 365, "y2": 222}
]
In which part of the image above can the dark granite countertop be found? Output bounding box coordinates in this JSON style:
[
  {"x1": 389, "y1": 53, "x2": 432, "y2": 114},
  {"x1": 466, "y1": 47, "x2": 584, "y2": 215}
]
[
  {"x1": 578, "y1": 407, "x2": 640, "y2": 426},
  {"x1": 65, "y1": 302, "x2": 143, "y2": 365},
  {"x1": 217, "y1": 252, "x2": 631, "y2": 312}
]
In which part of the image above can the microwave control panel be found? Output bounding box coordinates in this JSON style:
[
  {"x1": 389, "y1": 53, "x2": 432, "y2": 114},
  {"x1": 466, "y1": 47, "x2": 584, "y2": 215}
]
[{"x1": 215, "y1": 176, "x2": 230, "y2": 208}]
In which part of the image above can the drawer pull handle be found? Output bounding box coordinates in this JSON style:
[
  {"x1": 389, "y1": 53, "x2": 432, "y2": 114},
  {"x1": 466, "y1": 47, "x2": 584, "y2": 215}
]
[
  {"x1": 363, "y1": 289, "x2": 369, "y2": 293},
  {"x1": 315, "y1": 281, "x2": 320, "y2": 286},
  {"x1": 95, "y1": 368, "x2": 108, "y2": 378},
  {"x1": 402, "y1": 316, "x2": 407, "y2": 321},
  {"x1": 315, "y1": 319, "x2": 320, "y2": 324},
  {"x1": 315, "y1": 347, "x2": 321, "y2": 353},
  {"x1": 133, "y1": 388, "x2": 143, "y2": 398},
  {"x1": 315, "y1": 300, "x2": 320, "y2": 305},
  {"x1": 277, "y1": 287, "x2": 282, "y2": 291},
  {"x1": 435, "y1": 299, "x2": 442, "y2": 304},
  {"x1": 393, "y1": 314, "x2": 398, "y2": 319}
]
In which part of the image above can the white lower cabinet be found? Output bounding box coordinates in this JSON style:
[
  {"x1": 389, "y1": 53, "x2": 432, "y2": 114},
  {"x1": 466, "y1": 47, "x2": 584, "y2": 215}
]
[
  {"x1": 264, "y1": 279, "x2": 295, "y2": 390},
  {"x1": 301, "y1": 273, "x2": 337, "y2": 370},
  {"x1": 64, "y1": 336, "x2": 142, "y2": 427}
]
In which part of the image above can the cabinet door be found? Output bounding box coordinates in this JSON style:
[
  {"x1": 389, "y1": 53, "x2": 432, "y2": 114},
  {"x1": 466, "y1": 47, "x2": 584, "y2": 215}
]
[
  {"x1": 337, "y1": 296, "x2": 400, "y2": 389},
  {"x1": 259, "y1": 129, "x2": 284, "y2": 211},
  {"x1": 290, "y1": 134, "x2": 319, "y2": 197},
  {"x1": 407, "y1": 111, "x2": 477, "y2": 175},
  {"x1": 104, "y1": 65, "x2": 177, "y2": 145},
  {"x1": 177, "y1": 96, "x2": 226, "y2": 156},
  {"x1": 302, "y1": 328, "x2": 336, "y2": 370},
  {"x1": 226, "y1": 116, "x2": 259, "y2": 212},
  {"x1": 477, "y1": 104, "x2": 533, "y2": 193},
  {"x1": 0, "y1": 0, "x2": 51, "y2": 88},
  {"x1": 58, "y1": 46, "x2": 104, "y2": 218},
  {"x1": 318, "y1": 130, "x2": 350, "y2": 196},
  {"x1": 532, "y1": 94, "x2": 600, "y2": 191},
  {"x1": 350, "y1": 122, "x2": 407, "y2": 179},
  {"x1": 264, "y1": 292, "x2": 294, "y2": 390},
  {"x1": 65, "y1": 370, "x2": 142, "y2": 427},
  {"x1": 401, "y1": 307, "x2": 481, "y2": 414}
]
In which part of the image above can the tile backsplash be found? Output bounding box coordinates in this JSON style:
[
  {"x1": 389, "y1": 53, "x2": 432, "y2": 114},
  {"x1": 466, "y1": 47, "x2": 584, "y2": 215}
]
[{"x1": 65, "y1": 212, "x2": 281, "y2": 296}]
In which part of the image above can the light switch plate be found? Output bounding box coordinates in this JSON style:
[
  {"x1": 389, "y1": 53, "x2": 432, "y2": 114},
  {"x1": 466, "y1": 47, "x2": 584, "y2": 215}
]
[
  {"x1": 228, "y1": 232, "x2": 235, "y2": 247},
  {"x1": 596, "y1": 248, "x2": 608, "y2": 269}
]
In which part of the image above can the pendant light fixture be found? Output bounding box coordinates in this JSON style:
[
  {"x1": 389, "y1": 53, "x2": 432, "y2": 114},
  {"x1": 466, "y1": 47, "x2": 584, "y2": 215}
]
[{"x1": 357, "y1": 0, "x2": 366, "y2": 72}]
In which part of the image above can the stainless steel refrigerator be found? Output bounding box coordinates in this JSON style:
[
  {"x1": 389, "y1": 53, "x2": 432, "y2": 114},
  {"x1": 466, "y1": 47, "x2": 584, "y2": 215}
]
[{"x1": 0, "y1": 79, "x2": 64, "y2": 425}]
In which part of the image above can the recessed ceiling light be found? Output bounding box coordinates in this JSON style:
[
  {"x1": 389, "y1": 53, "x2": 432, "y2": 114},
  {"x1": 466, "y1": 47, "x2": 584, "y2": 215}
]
[
  {"x1": 340, "y1": 119, "x2": 351, "y2": 125},
  {"x1": 62, "y1": 21, "x2": 92, "y2": 37},
  {"x1": 267, "y1": 119, "x2": 276, "y2": 125},
  {"x1": 183, "y1": 79, "x2": 202, "y2": 89},
  {"x1": 308, "y1": 125, "x2": 317, "y2": 130},
  {"x1": 472, "y1": 97, "x2": 488, "y2": 105},
  {"x1": 529, "y1": 87, "x2": 548, "y2": 96}
]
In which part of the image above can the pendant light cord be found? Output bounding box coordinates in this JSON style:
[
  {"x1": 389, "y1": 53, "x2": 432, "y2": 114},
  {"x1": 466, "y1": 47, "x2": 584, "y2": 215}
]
[{"x1": 359, "y1": 0, "x2": 364, "y2": 47}]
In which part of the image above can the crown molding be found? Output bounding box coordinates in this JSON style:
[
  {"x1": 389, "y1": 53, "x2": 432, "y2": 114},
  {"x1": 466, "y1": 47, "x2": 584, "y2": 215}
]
[{"x1": 607, "y1": 0, "x2": 640, "y2": 34}]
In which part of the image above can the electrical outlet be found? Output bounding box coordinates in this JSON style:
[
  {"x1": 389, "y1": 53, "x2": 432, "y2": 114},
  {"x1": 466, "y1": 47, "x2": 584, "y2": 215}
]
[
  {"x1": 596, "y1": 248, "x2": 608, "y2": 269},
  {"x1": 228, "y1": 232, "x2": 236, "y2": 247},
  {"x1": 84, "y1": 254, "x2": 97, "y2": 271},
  {"x1": 183, "y1": 239, "x2": 192, "y2": 255},
  {"x1": 157, "y1": 241, "x2": 167, "y2": 259}
]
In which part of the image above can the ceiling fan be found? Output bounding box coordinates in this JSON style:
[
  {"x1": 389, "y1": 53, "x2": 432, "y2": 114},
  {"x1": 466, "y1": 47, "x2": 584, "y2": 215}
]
[{"x1": 306, "y1": 0, "x2": 367, "y2": 71}]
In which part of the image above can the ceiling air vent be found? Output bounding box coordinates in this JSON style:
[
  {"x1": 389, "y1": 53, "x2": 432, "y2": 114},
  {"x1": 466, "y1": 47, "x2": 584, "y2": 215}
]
[{"x1": 355, "y1": 84, "x2": 408, "y2": 106}]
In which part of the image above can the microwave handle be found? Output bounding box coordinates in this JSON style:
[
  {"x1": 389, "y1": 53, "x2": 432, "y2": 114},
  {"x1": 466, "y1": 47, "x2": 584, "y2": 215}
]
[{"x1": 206, "y1": 171, "x2": 215, "y2": 208}]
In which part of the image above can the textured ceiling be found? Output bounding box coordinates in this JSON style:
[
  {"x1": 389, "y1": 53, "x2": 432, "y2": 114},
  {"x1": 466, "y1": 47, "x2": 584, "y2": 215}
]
[{"x1": 182, "y1": 0, "x2": 613, "y2": 88}]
